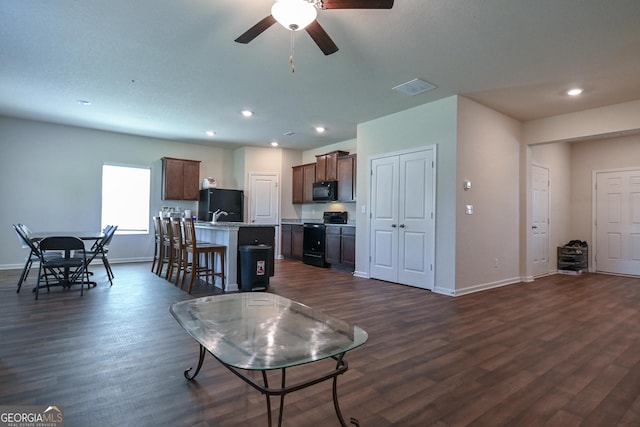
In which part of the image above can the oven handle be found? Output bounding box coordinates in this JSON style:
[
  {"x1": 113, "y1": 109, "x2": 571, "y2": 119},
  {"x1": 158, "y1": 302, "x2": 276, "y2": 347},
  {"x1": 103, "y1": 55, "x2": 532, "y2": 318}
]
[{"x1": 303, "y1": 253, "x2": 324, "y2": 259}]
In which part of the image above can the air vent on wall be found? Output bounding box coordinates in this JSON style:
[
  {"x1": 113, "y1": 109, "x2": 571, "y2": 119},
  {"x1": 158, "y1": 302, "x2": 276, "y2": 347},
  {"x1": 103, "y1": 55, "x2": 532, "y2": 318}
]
[{"x1": 392, "y1": 78, "x2": 436, "y2": 96}]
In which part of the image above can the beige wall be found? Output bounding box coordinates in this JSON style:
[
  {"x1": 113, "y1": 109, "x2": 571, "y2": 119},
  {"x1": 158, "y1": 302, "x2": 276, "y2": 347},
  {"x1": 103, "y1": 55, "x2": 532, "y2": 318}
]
[
  {"x1": 280, "y1": 149, "x2": 303, "y2": 220},
  {"x1": 456, "y1": 97, "x2": 522, "y2": 293},
  {"x1": 523, "y1": 99, "x2": 640, "y2": 144}
]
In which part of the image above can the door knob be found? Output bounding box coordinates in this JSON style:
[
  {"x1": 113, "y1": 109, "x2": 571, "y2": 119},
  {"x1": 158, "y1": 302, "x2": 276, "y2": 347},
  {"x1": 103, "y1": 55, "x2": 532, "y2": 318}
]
[
  {"x1": 532, "y1": 226, "x2": 538, "y2": 229},
  {"x1": 391, "y1": 224, "x2": 397, "y2": 228},
  {"x1": 399, "y1": 224, "x2": 405, "y2": 228}
]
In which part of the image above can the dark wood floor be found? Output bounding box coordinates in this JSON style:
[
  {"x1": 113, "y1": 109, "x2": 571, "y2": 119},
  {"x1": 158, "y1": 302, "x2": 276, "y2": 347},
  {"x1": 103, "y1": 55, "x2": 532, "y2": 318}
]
[{"x1": 2, "y1": 261, "x2": 640, "y2": 426}]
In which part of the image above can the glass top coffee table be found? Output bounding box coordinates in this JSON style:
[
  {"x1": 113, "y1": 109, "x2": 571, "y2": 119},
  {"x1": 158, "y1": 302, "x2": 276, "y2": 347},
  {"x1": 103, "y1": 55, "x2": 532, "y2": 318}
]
[{"x1": 170, "y1": 293, "x2": 368, "y2": 427}]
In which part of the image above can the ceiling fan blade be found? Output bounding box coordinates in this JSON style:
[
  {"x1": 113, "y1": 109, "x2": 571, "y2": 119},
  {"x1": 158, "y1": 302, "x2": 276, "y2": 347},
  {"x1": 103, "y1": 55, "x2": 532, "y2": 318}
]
[
  {"x1": 320, "y1": 0, "x2": 394, "y2": 9},
  {"x1": 235, "y1": 15, "x2": 277, "y2": 44},
  {"x1": 305, "y1": 20, "x2": 339, "y2": 56}
]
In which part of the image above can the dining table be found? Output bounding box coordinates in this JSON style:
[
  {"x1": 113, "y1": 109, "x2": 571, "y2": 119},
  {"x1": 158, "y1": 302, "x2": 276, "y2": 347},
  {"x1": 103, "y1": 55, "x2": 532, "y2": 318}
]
[
  {"x1": 30, "y1": 230, "x2": 105, "y2": 290},
  {"x1": 170, "y1": 293, "x2": 368, "y2": 427},
  {"x1": 29, "y1": 230, "x2": 105, "y2": 242}
]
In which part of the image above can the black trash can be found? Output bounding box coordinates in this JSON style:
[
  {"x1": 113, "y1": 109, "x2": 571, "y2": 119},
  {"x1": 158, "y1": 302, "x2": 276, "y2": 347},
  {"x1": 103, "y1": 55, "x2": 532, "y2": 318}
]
[{"x1": 238, "y1": 245, "x2": 272, "y2": 291}]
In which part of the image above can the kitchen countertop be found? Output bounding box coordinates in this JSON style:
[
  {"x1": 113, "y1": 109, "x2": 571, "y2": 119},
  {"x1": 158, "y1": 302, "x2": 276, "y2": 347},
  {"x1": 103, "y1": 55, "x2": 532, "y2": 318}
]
[{"x1": 195, "y1": 221, "x2": 277, "y2": 228}]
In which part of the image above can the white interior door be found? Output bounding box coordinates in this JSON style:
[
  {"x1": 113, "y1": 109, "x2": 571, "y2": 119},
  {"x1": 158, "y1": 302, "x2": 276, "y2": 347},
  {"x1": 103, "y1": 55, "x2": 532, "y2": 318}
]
[
  {"x1": 398, "y1": 149, "x2": 435, "y2": 289},
  {"x1": 531, "y1": 165, "x2": 550, "y2": 276},
  {"x1": 369, "y1": 148, "x2": 435, "y2": 290},
  {"x1": 595, "y1": 169, "x2": 640, "y2": 275},
  {"x1": 248, "y1": 173, "x2": 279, "y2": 225},
  {"x1": 369, "y1": 156, "x2": 399, "y2": 282}
]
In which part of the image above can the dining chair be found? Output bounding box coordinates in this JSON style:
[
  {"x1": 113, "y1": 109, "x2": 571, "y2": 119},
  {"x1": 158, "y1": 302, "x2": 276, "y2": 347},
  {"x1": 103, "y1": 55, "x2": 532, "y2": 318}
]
[
  {"x1": 182, "y1": 217, "x2": 226, "y2": 294},
  {"x1": 36, "y1": 236, "x2": 90, "y2": 300},
  {"x1": 11, "y1": 224, "x2": 58, "y2": 293},
  {"x1": 151, "y1": 217, "x2": 162, "y2": 275},
  {"x1": 84, "y1": 225, "x2": 117, "y2": 286},
  {"x1": 167, "y1": 218, "x2": 185, "y2": 286}
]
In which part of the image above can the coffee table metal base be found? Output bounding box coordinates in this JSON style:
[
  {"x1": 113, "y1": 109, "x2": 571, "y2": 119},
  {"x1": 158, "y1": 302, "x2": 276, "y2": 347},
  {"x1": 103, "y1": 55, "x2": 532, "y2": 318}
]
[{"x1": 183, "y1": 344, "x2": 360, "y2": 427}]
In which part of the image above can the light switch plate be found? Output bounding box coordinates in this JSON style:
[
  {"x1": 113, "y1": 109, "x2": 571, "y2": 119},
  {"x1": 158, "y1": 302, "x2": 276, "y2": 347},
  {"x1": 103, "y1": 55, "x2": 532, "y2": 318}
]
[
  {"x1": 464, "y1": 180, "x2": 472, "y2": 190},
  {"x1": 465, "y1": 204, "x2": 473, "y2": 215}
]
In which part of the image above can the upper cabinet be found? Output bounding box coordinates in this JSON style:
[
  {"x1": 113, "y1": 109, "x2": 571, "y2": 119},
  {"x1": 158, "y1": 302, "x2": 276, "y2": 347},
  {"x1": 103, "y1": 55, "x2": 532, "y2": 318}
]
[
  {"x1": 292, "y1": 150, "x2": 356, "y2": 204},
  {"x1": 292, "y1": 162, "x2": 316, "y2": 204},
  {"x1": 337, "y1": 154, "x2": 357, "y2": 202},
  {"x1": 162, "y1": 157, "x2": 201, "y2": 200},
  {"x1": 315, "y1": 150, "x2": 349, "y2": 182}
]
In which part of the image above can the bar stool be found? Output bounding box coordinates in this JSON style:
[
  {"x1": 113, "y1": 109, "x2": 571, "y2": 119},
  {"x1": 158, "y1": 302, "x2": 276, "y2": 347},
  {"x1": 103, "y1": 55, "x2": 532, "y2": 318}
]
[
  {"x1": 158, "y1": 217, "x2": 172, "y2": 278},
  {"x1": 182, "y1": 217, "x2": 226, "y2": 294},
  {"x1": 167, "y1": 217, "x2": 185, "y2": 286},
  {"x1": 151, "y1": 217, "x2": 162, "y2": 275}
]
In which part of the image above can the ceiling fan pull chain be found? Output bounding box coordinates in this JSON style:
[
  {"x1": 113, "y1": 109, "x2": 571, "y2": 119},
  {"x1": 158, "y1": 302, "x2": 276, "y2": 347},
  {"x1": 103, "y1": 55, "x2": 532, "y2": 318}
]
[{"x1": 290, "y1": 31, "x2": 295, "y2": 73}]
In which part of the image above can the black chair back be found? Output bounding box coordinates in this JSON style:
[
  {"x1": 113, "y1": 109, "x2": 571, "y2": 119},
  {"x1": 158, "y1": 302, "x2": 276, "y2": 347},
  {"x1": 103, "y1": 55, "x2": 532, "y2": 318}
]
[
  {"x1": 39, "y1": 236, "x2": 85, "y2": 253},
  {"x1": 36, "y1": 236, "x2": 88, "y2": 300}
]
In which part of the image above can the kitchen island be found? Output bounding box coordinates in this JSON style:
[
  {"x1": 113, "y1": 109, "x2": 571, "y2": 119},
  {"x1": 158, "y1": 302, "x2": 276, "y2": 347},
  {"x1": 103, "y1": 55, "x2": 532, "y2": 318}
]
[{"x1": 194, "y1": 222, "x2": 276, "y2": 292}]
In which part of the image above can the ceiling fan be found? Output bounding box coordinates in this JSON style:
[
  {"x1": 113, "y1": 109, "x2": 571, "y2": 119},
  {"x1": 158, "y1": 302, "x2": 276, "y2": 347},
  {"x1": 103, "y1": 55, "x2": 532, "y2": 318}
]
[{"x1": 235, "y1": 0, "x2": 395, "y2": 56}]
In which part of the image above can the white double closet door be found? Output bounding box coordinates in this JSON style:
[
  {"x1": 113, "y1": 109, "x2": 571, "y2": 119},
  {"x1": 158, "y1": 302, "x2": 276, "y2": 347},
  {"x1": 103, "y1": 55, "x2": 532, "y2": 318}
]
[{"x1": 369, "y1": 147, "x2": 435, "y2": 290}]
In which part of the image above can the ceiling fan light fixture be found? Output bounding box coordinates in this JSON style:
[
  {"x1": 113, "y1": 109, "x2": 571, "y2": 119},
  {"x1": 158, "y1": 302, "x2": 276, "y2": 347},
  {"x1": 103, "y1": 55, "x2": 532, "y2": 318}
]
[{"x1": 272, "y1": 0, "x2": 317, "y2": 31}]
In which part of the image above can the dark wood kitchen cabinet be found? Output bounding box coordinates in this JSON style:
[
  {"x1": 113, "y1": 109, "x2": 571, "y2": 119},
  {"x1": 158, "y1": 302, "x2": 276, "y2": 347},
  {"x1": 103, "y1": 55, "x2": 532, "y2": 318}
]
[
  {"x1": 315, "y1": 150, "x2": 349, "y2": 182},
  {"x1": 162, "y1": 157, "x2": 200, "y2": 200},
  {"x1": 281, "y1": 224, "x2": 303, "y2": 260},
  {"x1": 292, "y1": 225, "x2": 304, "y2": 259},
  {"x1": 337, "y1": 154, "x2": 357, "y2": 202},
  {"x1": 325, "y1": 225, "x2": 355, "y2": 271},
  {"x1": 292, "y1": 163, "x2": 316, "y2": 204}
]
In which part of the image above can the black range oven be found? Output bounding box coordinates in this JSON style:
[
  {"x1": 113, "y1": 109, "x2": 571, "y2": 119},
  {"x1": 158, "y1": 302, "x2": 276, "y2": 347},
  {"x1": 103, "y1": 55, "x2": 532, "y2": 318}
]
[
  {"x1": 302, "y1": 223, "x2": 326, "y2": 267},
  {"x1": 302, "y1": 212, "x2": 348, "y2": 268}
]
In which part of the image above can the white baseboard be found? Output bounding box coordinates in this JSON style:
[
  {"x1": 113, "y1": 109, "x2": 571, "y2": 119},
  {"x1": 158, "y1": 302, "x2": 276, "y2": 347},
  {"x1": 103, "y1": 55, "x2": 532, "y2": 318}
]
[
  {"x1": 353, "y1": 270, "x2": 368, "y2": 279},
  {"x1": 452, "y1": 276, "x2": 522, "y2": 296}
]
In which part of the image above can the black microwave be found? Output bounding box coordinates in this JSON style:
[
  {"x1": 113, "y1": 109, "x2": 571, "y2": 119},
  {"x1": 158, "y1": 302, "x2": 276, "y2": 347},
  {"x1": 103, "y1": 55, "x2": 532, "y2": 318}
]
[{"x1": 312, "y1": 181, "x2": 338, "y2": 202}]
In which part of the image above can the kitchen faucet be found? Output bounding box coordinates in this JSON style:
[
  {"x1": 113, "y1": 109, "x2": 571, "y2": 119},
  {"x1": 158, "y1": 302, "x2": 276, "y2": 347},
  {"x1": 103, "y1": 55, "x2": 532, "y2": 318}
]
[{"x1": 212, "y1": 209, "x2": 228, "y2": 222}]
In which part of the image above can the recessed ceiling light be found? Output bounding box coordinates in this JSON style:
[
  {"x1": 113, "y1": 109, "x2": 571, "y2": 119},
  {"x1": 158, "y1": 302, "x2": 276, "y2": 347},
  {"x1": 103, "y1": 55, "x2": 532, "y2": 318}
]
[
  {"x1": 270, "y1": 141, "x2": 279, "y2": 147},
  {"x1": 206, "y1": 130, "x2": 216, "y2": 137},
  {"x1": 241, "y1": 110, "x2": 253, "y2": 117},
  {"x1": 567, "y1": 88, "x2": 583, "y2": 96},
  {"x1": 315, "y1": 126, "x2": 326, "y2": 133},
  {"x1": 77, "y1": 100, "x2": 91, "y2": 106}
]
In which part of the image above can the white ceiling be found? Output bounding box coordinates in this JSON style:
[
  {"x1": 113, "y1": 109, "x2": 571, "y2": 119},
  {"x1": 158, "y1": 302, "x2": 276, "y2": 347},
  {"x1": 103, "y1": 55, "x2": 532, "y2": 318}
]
[{"x1": 1, "y1": 0, "x2": 639, "y2": 150}]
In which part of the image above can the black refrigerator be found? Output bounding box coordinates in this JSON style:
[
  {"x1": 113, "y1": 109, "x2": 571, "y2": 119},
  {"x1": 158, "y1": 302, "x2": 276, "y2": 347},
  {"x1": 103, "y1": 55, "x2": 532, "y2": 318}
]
[{"x1": 198, "y1": 188, "x2": 244, "y2": 222}]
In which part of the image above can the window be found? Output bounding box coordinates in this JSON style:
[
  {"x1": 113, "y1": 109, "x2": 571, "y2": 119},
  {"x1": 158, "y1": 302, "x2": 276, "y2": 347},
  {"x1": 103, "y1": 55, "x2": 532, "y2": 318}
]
[{"x1": 101, "y1": 164, "x2": 151, "y2": 234}]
